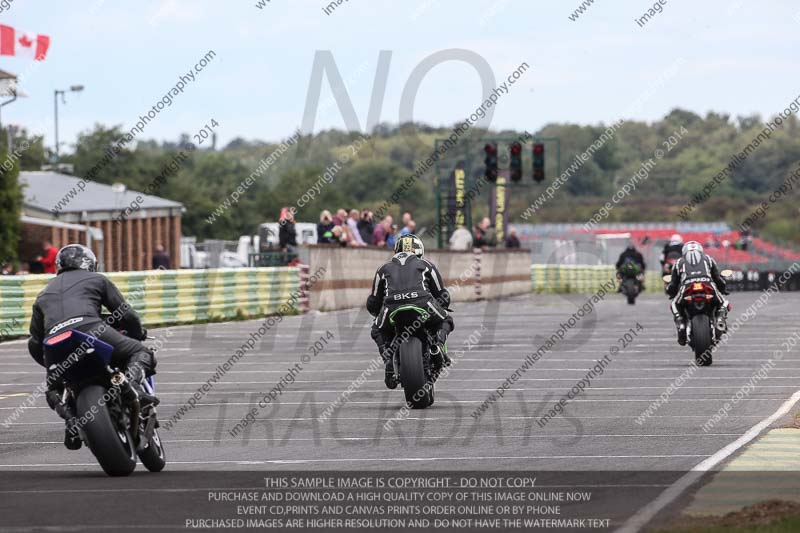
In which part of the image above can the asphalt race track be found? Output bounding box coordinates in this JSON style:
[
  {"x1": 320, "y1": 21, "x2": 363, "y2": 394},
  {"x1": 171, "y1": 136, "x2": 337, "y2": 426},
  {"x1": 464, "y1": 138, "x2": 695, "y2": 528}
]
[{"x1": 1, "y1": 292, "x2": 799, "y2": 531}]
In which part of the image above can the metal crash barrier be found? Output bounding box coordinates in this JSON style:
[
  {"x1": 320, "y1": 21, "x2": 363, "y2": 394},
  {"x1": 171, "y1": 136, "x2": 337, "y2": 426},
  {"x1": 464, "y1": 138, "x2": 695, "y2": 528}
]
[
  {"x1": 531, "y1": 264, "x2": 800, "y2": 294},
  {"x1": 0, "y1": 267, "x2": 303, "y2": 339}
]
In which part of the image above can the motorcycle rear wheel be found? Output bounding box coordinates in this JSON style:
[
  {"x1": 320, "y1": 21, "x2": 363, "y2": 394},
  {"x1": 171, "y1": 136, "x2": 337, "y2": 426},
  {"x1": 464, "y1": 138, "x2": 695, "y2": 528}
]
[
  {"x1": 398, "y1": 337, "x2": 433, "y2": 409},
  {"x1": 691, "y1": 315, "x2": 713, "y2": 366},
  {"x1": 623, "y1": 278, "x2": 638, "y2": 305},
  {"x1": 76, "y1": 385, "x2": 137, "y2": 476}
]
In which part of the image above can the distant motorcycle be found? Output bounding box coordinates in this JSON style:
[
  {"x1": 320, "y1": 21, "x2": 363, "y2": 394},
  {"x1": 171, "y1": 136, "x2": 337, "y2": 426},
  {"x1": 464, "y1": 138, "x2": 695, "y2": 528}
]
[
  {"x1": 618, "y1": 261, "x2": 644, "y2": 305},
  {"x1": 664, "y1": 269, "x2": 732, "y2": 366},
  {"x1": 662, "y1": 251, "x2": 681, "y2": 290},
  {"x1": 43, "y1": 327, "x2": 165, "y2": 476}
]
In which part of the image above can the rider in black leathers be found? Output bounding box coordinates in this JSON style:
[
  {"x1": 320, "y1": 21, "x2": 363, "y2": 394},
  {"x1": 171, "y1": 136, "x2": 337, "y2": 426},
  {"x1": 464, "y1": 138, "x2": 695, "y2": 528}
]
[
  {"x1": 616, "y1": 244, "x2": 646, "y2": 272},
  {"x1": 367, "y1": 234, "x2": 454, "y2": 389},
  {"x1": 660, "y1": 233, "x2": 684, "y2": 271},
  {"x1": 616, "y1": 244, "x2": 646, "y2": 291},
  {"x1": 28, "y1": 244, "x2": 157, "y2": 449},
  {"x1": 666, "y1": 241, "x2": 730, "y2": 346}
]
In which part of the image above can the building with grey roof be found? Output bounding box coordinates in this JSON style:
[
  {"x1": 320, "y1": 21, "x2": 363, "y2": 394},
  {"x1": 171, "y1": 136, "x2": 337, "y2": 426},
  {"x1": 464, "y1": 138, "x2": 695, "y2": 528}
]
[{"x1": 19, "y1": 171, "x2": 184, "y2": 271}]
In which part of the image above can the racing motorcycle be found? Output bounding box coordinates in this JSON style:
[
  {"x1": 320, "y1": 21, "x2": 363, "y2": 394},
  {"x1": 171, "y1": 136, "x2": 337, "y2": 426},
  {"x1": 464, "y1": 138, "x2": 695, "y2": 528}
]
[
  {"x1": 43, "y1": 327, "x2": 165, "y2": 476},
  {"x1": 664, "y1": 269, "x2": 732, "y2": 366},
  {"x1": 387, "y1": 306, "x2": 439, "y2": 409},
  {"x1": 618, "y1": 261, "x2": 644, "y2": 305}
]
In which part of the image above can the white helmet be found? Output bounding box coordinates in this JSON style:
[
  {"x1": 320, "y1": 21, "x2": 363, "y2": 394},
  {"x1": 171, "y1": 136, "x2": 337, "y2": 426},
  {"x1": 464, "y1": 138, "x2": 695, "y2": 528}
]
[
  {"x1": 682, "y1": 241, "x2": 704, "y2": 265},
  {"x1": 670, "y1": 234, "x2": 683, "y2": 246}
]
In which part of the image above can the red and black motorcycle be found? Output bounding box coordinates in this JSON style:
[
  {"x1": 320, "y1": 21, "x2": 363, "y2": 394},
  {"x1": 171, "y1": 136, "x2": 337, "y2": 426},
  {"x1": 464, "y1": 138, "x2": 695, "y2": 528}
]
[{"x1": 671, "y1": 271, "x2": 732, "y2": 366}]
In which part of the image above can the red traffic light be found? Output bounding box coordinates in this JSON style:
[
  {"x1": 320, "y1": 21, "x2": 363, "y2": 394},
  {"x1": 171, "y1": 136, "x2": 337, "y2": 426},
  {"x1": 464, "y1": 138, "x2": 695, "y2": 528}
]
[
  {"x1": 510, "y1": 142, "x2": 522, "y2": 155},
  {"x1": 484, "y1": 142, "x2": 498, "y2": 182},
  {"x1": 533, "y1": 143, "x2": 544, "y2": 155}
]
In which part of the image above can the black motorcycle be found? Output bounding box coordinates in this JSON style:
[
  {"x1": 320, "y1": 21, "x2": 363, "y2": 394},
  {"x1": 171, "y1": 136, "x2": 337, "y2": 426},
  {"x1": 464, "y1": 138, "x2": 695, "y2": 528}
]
[
  {"x1": 43, "y1": 327, "x2": 165, "y2": 476},
  {"x1": 618, "y1": 261, "x2": 644, "y2": 305},
  {"x1": 387, "y1": 306, "x2": 438, "y2": 409}
]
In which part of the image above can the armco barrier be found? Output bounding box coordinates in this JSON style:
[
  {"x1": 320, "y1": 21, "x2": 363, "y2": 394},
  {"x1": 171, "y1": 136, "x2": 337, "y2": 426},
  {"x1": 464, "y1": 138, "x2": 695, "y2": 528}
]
[
  {"x1": 530, "y1": 264, "x2": 800, "y2": 293},
  {"x1": 531, "y1": 264, "x2": 662, "y2": 294},
  {"x1": 306, "y1": 246, "x2": 532, "y2": 311},
  {"x1": 0, "y1": 267, "x2": 302, "y2": 339}
]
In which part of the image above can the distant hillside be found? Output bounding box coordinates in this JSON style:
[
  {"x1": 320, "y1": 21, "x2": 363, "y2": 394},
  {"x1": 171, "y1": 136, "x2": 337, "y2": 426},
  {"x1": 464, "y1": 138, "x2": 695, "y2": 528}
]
[{"x1": 26, "y1": 108, "x2": 800, "y2": 244}]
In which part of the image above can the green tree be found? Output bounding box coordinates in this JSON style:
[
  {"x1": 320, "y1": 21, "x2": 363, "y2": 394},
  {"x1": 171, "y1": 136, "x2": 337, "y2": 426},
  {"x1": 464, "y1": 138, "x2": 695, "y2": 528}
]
[{"x1": 0, "y1": 146, "x2": 22, "y2": 264}]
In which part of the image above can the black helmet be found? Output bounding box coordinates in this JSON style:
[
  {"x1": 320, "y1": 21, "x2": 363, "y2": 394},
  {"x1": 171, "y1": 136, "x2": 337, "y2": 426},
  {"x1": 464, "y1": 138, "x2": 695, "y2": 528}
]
[
  {"x1": 394, "y1": 233, "x2": 425, "y2": 258},
  {"x1": 56, "y1": 244, "x2": 97, "y2": 274}
]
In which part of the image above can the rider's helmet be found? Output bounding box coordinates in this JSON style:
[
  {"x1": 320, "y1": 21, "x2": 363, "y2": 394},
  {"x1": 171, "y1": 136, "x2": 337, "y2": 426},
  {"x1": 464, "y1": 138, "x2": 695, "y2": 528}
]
[
  {"x1": 682, "y1": 241, "x2": 704, "y2": 266},
  {"x1": 394, "y1": 233, "x2": 425, "y2": 258},
  {"x1": 625, "y1": 243, "x2": 636, "y2": 251},
  {"x1": 56, "y1": 244, "x2": 97, "y2": 274},
  {"x1": 670, "y1": 234, "x2": 684, "y2": 246}
]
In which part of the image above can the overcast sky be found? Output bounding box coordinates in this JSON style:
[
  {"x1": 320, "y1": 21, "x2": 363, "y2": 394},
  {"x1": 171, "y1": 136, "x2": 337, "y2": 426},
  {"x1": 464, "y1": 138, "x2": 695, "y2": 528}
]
[{"x1": 3, "y1": 0, "x2": 799, "y2": 151}]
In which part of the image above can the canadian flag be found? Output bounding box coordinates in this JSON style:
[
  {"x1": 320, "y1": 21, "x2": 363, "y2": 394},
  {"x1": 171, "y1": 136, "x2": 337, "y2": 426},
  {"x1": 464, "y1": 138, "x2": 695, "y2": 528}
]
[{"x1": 0, "y1": 25, "x2": 50, "y2": 61}]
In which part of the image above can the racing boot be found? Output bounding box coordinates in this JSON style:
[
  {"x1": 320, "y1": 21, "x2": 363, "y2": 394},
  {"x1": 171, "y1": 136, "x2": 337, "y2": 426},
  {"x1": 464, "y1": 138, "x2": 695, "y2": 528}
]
[
  {"x1": 125, "y1": 355, "x2": 159, "y2": 406},
  {"x1": 64, "y1": 416, "x2": 82, "y2": 450},
  {"x1": 430, "y1": 330, "x2": 452, "y2": 381},
  {"x1": 675, "y1": 316, "x2": 687, "y2": 346},
  {"x1": 49, "y1": 393, "x2": 81, "y2": 450},
  {"x1": 380, "y1": 344, "x2": 398, "y2": 390},
  {"x1": 432, "y1": 329, "x2": 452, "y2": 366},
  {"x1": 44, "y1": 374, "x2": 82, "y2": 450}
]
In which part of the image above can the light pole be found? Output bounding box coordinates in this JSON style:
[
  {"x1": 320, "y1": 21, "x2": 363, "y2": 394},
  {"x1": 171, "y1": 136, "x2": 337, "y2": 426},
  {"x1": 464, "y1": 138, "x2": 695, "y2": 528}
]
[{"x1": 53, "y1": 84, "x2": 84, "y2": 163}]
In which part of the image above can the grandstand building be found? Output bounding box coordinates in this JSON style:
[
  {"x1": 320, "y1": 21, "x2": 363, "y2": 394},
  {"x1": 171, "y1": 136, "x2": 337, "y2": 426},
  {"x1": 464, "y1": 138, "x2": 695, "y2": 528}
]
[{"x1": 513, "y1": 222, "x2": 800, "y2": 270}]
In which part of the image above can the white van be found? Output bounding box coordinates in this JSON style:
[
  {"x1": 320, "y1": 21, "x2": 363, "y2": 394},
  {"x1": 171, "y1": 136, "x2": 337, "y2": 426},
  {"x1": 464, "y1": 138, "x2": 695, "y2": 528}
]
[{"x1": 236, "y1": 222, "x2": 318, "y2": 265}]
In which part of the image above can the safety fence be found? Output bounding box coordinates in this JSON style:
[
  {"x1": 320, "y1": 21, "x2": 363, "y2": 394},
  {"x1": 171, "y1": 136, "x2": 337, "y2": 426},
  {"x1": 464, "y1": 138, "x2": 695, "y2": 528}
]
[
  {"x1": 531, "y1": 264, "x2": 800, "y2": 294},
  {"x1": 531, "y1": 265, "x2": 661, "y2": 294},
  {"x1": 0, "y1": 267, "x2": 303, "y2": 338}
]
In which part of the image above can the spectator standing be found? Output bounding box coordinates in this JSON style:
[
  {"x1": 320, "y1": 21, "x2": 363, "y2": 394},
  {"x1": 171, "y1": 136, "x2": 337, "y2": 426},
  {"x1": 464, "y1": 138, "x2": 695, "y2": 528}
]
[
  {"x1": 402, "y1": 212, "x2": 412, "y2": 227},
  {"x1": 317, "y1": 210, "x2": 336, "y2": 244},
  {"x1": 505, "y1": 228, "x2": 521, "y2": 249},
  {"x1": 1, "y1": 262, "x2": 12, "y2": 275},
  {"x1": 331, "y1": 225, "x2": 349, "y2": 247},
  {"x1": 38, "y1": 240, "x2": 58, "y2": 274},
  {"x1": 347, "y1": 209, "x2": 366, "y2": 246},
  {"x1": 358, "y1": 209, "x2": 374, "y2": 244},
  {"x1": 400, "y1": 219, "x2": 416, "y2": 236},
  {"x1": 473, "y1": 217, "x2": 497, "y2": 249},
  {"x1": 152, "y1": 244, "x2": 171, "y2": 270},
  {"x1": 279, "y1": 207, "x2": 297, "y2": 253},
  {"x1": 372, "y1": 216, "x2": 393, "y2": 246},
  {"x1": 387, "y1": 224, "x2": 398, "y2": 248},
  {"x1": 332, "y1": 208, "x2": 348, "y2": 226},
  {"x1": 449, "y1": 225, "x2": 473, "y2": 251}
]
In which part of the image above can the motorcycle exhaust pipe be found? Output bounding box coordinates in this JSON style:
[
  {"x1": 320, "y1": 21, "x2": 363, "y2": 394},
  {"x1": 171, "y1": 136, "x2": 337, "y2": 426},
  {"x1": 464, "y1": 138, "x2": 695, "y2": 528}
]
[{"x1": 111, "y1": 372, "x2": 141, "y2": 441}]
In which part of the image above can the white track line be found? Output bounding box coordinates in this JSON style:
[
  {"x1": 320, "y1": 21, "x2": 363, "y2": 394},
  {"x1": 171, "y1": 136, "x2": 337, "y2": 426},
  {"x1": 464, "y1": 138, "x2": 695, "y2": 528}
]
[
  {"x1": 0, "y1": 398, "x2": 789, "y2": 410},
  {"x1": 0, "y1": 434, "x2": 743, "y2": 445},
  {"x1": 615, "y1": 389, "x2": 800, "y2": 533},
  {"x1": 0, "y1": 454, "x2": 711, "y2": 468}
]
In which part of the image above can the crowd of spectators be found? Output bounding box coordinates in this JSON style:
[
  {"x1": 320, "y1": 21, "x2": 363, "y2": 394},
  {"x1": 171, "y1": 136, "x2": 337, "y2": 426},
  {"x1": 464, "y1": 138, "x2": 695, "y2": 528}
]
[
  {"x1": 313, "y1": 208, "x2": 417, "y2": 249},
  {"x1": 449, "y1": 217, "x2": 522, "y2": 251},
  {"x1": 274, "y1": 206, "x2": 525, "y2": 252}
]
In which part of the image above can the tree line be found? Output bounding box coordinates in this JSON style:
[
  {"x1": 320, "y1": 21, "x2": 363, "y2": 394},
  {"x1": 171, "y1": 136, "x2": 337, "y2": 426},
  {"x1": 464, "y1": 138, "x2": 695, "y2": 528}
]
[{"x1": 1, "y1": 107, "x2": 798, "y2": 264}]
